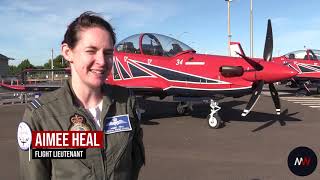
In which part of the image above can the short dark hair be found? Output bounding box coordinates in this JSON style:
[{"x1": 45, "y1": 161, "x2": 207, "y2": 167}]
[{"x1": 62, "y1": 11, "x2": 116, "y2": 49}]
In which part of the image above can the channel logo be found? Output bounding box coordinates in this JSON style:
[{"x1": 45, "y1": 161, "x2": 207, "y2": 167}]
[{"x1": 287, "y1": 146, "x2": 317, "y2": 176}]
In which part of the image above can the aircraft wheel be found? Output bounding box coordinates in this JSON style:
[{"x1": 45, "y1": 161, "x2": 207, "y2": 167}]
[
  {"x1": 207, "y1": 114, "x2": 222, "y2": 129},
  {"x1": 176, "y1": 102, "x2": 190, "y2": 115},
  {"x1": 176, "y1": 104, "x2": 186, "y2": 115},
  {"x1": 295, "y1": 88, "x2": 309, "y2": 96}
]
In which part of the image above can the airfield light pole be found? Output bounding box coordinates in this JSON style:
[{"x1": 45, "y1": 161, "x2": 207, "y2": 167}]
[
  {"x1": 225, "y1": 0, "x2": 232, "y2": 56},
  {"x1": 250, "y1": 0, "x2": 253, "y2": 58},
  {"x1": 51, "y1": 48, "x2": 54, "y2": 81}
]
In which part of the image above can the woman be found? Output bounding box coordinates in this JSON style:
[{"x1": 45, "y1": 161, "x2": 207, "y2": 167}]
[{"x1": 18, "y1": 11, "x2": 144, "y2": 180}]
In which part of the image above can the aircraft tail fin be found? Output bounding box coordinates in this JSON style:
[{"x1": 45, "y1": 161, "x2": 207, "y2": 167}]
[{"x1": 230, "y1": 42, "x2": 245, "y2": 57}]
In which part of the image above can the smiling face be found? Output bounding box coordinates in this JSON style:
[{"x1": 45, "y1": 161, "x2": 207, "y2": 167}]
[{"x1": 62, "y1": 27, "x2": 114, "y2": 89}]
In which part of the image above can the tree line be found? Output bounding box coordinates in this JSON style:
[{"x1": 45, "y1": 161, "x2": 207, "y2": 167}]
[{"x1": 8, "y1": 55, "x2": 69, "y2": 76}]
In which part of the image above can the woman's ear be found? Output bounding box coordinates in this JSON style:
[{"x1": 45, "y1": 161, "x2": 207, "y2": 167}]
[{"x1": 61, "y1": 43, "x2": 73, "y2": 63}]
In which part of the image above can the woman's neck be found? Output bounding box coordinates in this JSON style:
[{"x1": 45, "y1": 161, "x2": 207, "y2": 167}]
[{"x1": 71, "y1": 78, "x2": 103, "y2": 109}]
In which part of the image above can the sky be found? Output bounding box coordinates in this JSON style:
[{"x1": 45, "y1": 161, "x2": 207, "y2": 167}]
[{"x1": 1, "y1": 0, "x2": 320, "y2": 66}]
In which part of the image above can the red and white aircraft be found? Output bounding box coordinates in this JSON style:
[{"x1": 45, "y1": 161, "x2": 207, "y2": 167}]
[
  {"x1": 107, "y1": 20, "x2": 298, "y2": 128},
  {"x1": 272, "y1": 49, "x2": 320, "y2": 95}
]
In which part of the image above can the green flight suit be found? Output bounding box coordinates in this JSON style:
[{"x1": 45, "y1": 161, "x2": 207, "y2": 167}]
[{"x1": 18, "y1": 80, "x2": 145, "y2": 180}]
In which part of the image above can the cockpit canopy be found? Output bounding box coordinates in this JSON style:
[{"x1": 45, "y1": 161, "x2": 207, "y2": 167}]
[
  {"x1": 284, "y1": 49, "x2": 320, "y2": 60},
  {"x1": 115, "y1": 33, "x2": 194, "y2": 57}
]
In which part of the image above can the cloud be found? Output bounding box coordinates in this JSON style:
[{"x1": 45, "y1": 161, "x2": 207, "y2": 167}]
[
  {"x1": 276, "y1": 29, "x2": 320, "y2": 51},
  {"x1": 272, "y1": 16, "x2": 320, "y2": 53},
  {"x1": 0, "y1": 0, "x2": 47, "y2": 13},
  {"x1": 272, "y1": 17, "x2": 289, "y2": 27},
  {"x1": 0, "y1": 0, "x2": 179, "y2": 65}
]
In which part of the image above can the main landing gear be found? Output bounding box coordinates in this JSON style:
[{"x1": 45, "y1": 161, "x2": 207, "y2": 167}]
[
  {"x1": 176, "y1": 98, "x2": 222, "y2": 129},
  {"x1": 295, "y1": 83, "x2": 311, "y2": 96},
  {"x1": 295, "y1": 88, "x2": 310, "y2": 96},
  {"x1": 176, "y1": 102, "x2": 193, "y2": 115}
]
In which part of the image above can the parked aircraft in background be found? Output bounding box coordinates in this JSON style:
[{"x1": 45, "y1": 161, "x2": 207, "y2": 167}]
[
  {"x1": 107, "y1": 20, "x2": 297, "y2": 128},
  {"x1": 0, "y1": 68, "x2": 70, "y2": 91},
  {"x1": 272, "y1": 49, "x2": 320, "y2": 95}
]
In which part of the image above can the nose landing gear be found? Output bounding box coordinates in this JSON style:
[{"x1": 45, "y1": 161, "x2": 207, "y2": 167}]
[
  {"x1": 207, "y1": 99, "x2": 222, "y2": 129},
  {"x1": 176, "y1": 99, "x2": 222, "y2": 129}
]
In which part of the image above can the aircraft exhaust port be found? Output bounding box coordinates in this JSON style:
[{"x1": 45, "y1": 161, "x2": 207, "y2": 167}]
[{"x1": 220, "y1": 66, "x2": 244, "y2": 77}]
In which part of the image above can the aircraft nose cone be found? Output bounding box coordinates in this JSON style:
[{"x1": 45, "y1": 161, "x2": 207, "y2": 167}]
[
  {"x1": 257, "y1": 62, "x2": 298, "y2": 83},
  {"x1": 276, "y1": 64, "x2": 298, "y2": 79}
]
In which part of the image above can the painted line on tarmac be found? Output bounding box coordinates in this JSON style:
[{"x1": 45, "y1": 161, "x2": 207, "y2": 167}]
[
  {"x1": 286, "y1": 99, "x2": 320, "y2": 103},
  {"x1": 310, "y1": 106, "x2": 320, "y2": 108},
  {"x1": 262, "y1": 91, "x2": 292, "y2": 96},
  {"x1": 289, "y1": 100, "x2": 320, "y2": 103},
  {"x1": 276, "y1": 95, "x2": 320, "y2": 110},
  {"x1": 261, "y1": 90, "x2": 320, "y2": 109},
  {"x1": 281, "y1": 97, "x2": 320, "y2": 100}
]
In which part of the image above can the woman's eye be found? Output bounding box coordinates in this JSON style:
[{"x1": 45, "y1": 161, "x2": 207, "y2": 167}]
[{"x1": 86, "y1": 50, "x2": 96, "y2": 54}]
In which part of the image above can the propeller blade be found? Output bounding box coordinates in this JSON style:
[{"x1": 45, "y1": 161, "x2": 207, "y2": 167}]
[
  {"x1": 237, "y1": 52, "x2": 263, "y2": 71},
  {"x1": 241, "y1": 80, "x2": 264, "y2": 117},
  {"x1": 269, "y1": 83, "x2": 281, "y2": 115},
  {"x1": 263, "y1": 19, "x2": 273, "y2": 61}
]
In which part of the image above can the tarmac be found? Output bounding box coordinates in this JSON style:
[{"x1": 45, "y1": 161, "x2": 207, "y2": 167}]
[{"x1": 1, "y1": 87, "x2": 320, "y2": 180}]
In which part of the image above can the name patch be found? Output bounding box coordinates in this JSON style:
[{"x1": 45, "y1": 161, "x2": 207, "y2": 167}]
[{"x1": 104, "y1": 114, "x2": 132, "y2": 134}]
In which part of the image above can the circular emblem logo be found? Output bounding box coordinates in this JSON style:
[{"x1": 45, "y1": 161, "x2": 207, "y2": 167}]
[
  {"x1": 17, "y1": 122, "x2": 32, "y2": 151},
  {"x1": 287, "y1": 146, "x2": 317, "y2": 176},
  {"x1": 69, "y1": 123, "x2": 91, "y2": 131}
]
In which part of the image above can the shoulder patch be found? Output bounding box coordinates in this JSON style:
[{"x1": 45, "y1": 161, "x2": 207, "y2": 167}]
[
  {"x1": 17, "y1": 122, "x2": 32, "y2": 151},
  {"x1": 30, "y1": 98, "x2": 42, "y2": 109}
]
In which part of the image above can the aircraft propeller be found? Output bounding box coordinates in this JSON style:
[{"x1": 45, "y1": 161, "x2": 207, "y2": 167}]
[
  {"x1": 241, "y1": 19, "x2": 281, "y2": 116},
  {"x1": 237, "y1": 53, "x2": 263, "y2": 71}
]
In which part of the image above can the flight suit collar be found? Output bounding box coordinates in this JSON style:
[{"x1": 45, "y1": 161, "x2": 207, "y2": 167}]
[
  {"x1": 63, "y1": 79, "x2": 79, "y2": 107},
  {"x1": 62, "y1": 79, "x2": 115, "y2": 130},
  {"x1": 63, "y1": 79, "x2": 115, "y2": 110}
]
